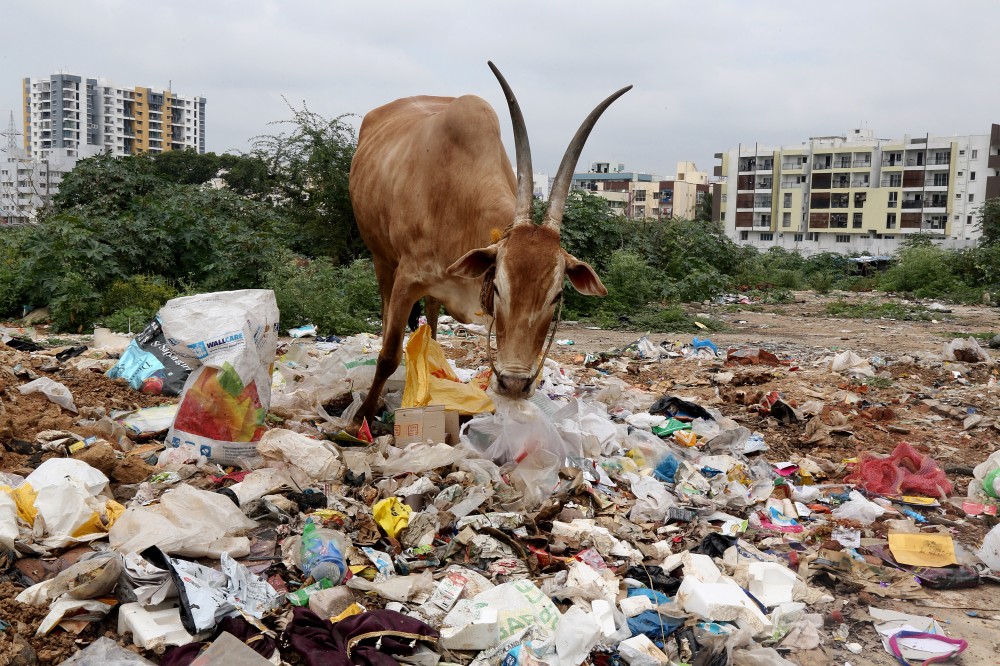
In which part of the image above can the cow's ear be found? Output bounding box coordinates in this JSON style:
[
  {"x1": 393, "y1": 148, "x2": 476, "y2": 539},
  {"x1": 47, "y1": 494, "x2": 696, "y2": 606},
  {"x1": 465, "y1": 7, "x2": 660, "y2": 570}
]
[
  {"x1": 447, "y1": 245, "x2": 498, "y2": 278},
  {"x1": 563, "y1": 251, "x2": 607, "y2": 296}
]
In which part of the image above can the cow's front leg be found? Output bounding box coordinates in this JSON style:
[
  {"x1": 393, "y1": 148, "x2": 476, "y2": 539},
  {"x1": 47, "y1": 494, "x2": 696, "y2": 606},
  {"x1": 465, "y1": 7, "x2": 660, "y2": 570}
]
[{"x1": 355, "y1": 279, "x2": 423, "y2": 426}]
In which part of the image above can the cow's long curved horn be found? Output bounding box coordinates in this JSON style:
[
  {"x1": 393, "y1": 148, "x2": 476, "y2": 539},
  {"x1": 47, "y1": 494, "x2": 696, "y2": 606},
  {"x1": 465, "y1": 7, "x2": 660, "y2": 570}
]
[
  {"x1": 545, "y1": 85, "x2": 632, "y2": 229},
  {"x1": 489, "y1": 61, "x2": 534, "y2": 225}
]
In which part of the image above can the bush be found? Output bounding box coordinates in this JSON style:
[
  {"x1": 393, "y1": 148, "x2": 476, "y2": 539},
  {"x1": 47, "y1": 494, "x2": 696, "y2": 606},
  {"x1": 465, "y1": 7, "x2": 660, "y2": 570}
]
[{"x1": 269, "y1": 257, "x2": 381, "y2": 335}]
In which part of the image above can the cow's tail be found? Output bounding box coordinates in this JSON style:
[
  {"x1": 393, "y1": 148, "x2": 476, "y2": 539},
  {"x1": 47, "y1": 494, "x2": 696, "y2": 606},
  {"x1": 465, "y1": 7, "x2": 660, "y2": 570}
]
[{"x1": 407, "y1": 299, "x2": 422, "y2": 331}]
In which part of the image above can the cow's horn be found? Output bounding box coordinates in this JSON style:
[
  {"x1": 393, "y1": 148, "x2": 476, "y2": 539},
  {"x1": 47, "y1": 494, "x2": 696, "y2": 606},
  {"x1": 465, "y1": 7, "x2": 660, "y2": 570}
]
[
  {"x1": 545, "y1": 85, "x2": 632, "y2": 229},
  {"x1": 489, "y1": 61, "x2": 534, "y2": 226}
]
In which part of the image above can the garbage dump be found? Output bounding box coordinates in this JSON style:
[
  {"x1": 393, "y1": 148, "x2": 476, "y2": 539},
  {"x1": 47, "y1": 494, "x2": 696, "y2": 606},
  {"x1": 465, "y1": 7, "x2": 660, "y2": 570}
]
[{"x1": 0, "y1": 293, "x2": 999, "y2": 664}]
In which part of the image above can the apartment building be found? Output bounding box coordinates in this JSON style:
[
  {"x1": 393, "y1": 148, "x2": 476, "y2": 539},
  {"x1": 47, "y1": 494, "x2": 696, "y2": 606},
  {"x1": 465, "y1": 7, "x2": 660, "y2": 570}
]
[
  {"x1": 713, "y1": 126, "x2": 1000, "y2": 255},
  {"x1": 22, "y1": 72, "x2": 206, "y2": 159},
  {"x1": 571, "y1": 161, "x2": 711, "y2": 220},
  {"x1": 658, "y1": 161, "x2": 710, "y2": 220}
]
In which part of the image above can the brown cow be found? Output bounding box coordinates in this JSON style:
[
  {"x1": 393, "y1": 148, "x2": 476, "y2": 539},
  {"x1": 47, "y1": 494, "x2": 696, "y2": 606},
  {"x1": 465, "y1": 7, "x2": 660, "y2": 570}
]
[{"x1": 349, "y1": 62, "x2": 630, "y2": 423}]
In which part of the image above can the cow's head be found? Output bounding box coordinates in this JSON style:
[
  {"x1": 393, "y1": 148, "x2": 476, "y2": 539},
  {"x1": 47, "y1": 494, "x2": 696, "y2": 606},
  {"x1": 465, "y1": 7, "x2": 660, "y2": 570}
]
[{"x1": 447, "y1": 63, "x2": 631, "y2": 398}]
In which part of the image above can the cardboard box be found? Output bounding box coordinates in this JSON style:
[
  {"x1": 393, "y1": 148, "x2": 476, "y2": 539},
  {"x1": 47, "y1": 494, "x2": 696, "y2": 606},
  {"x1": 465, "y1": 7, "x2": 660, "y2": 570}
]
[{"x1": 393, "y1": 405, "x2": 460, "y2": 445}]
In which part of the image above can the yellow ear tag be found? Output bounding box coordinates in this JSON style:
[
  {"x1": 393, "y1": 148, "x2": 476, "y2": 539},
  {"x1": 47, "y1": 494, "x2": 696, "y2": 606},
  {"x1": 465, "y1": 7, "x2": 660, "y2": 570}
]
[{"x1": 490, "y1": 228, "x2": 503, "y2": 243}]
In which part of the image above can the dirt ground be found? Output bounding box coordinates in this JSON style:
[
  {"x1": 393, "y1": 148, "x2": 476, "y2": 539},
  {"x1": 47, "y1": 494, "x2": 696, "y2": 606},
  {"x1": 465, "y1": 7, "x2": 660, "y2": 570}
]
[{"x1": 2, "y1": 290, "x2": 999, "y2": 664}]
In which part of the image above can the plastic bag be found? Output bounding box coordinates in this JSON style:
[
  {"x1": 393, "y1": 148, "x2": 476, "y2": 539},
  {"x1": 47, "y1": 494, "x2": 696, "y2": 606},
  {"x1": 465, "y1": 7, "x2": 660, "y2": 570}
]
[
  {"x1": 979, "y1": 524, "x2": 1000, "y2": 571},
  {"x1": 461, "y1": 399, "x2": 580, "y2": 508},
  {"x1": 10, "y1": 459, "x2": 123, "y2": 549},
  {"x1": 256, "y1": 428, "x2": 342, "y2": 485},
  {"x1": 0, "y1": 490, "x2": 17, "y2": 549},
  {"x1": 106, "y1": 315, "x2": 193, "y2": 395},
  {"x1": 61, "y1": 636, "x2": 156, "y2": 665},
  {"x1": 832, "y1": 490, "x2": 886, "y2": 525},
  {"x1": 378, "y1": 442, "x2": 462, "y2": 476},
  {"x1": 829, "y1": 350, "x2": 874, "y2": 377},
  {"x1": 161, "y1": 289, "x2": 279, "y2": 464},
  {"x1": 109, "y1": 483, "x2": 257, "y2": 558},
  {"x1": 943, "y1": 336, "x2": 989, "y2": 363},
  {"x1": 17, "y1": 376, "x2": 78, "y2": 413},
  {"x1": 402, "y1": 324, "x2": 494, "y2": 415}
]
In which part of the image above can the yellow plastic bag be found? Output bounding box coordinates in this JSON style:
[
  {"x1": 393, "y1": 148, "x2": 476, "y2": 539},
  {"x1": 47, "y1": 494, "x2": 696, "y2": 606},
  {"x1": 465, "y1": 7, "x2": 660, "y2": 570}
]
[
  {"x1": 402, "y1": 324, "x2": 494, "y2": 415},
  {"x1": 373, "y1": 497, "x2": 411, "y2": 539}
]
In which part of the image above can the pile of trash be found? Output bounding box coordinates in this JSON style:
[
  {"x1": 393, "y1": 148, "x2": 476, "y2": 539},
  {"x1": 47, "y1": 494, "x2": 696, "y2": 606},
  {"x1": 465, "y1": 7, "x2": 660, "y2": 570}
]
[{"x1": 1, "y1": 289, "x2": 998, "y2": 665}]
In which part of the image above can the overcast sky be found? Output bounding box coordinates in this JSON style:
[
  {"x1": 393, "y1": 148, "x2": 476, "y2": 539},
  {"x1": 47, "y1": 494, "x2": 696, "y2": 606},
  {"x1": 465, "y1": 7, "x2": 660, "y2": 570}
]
[{"x1": 2, "y1": 1, "x2": 998, "y2": 178}]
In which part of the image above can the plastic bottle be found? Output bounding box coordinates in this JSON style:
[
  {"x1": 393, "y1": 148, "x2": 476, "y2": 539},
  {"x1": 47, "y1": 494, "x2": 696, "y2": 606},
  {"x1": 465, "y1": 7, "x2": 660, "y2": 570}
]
[
  {"x1": 300, "y1": 518, "x2": 350, "y2": 584},
  {"x1": 983, "y1": 467, "x2": 1000, "y2": 499}
]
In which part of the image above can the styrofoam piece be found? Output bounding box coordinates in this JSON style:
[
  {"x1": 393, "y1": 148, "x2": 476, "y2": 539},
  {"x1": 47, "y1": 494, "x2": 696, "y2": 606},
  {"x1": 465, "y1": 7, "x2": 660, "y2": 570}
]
[
  {"x1": 681, "y1": 552, "x2": 722, "y2": 583},
  {"x1": 117, "y1": 602, "x2": 195, "y2": 649},
  {"x1": 591, "y1": 599, "x2": 617, "y2": 637},
  {"x1": 618, "y1": 634, "x2": 669, "y2": 666},
  {"x1": 439, "y1": 607, "x2": 499, "y2": 651},
  {"x1": 676, "y1": 577, "x2": 772, "y2": 636},
  {"x1": 619, "y1": 595, "x2": 654, "y2": 618},
  {"x1": 747, "y1": 562, "x2": 797, "y2": 607}
]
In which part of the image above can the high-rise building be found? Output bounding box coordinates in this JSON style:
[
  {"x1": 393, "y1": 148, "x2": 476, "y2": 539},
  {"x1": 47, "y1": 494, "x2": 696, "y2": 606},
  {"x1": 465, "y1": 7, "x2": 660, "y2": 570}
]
[
  {"x1": 22, "y1": 72, "x2": 206, "y2": 159},
  {"x1": 713, "y1": 125, "x2": 1000, "y2": 256},
  {"x1": 658, "y1": 161, "x2": 710, "y2": 220},
  {"x1": 572, "y1": 162, "x2": 661, "y2": 219}
]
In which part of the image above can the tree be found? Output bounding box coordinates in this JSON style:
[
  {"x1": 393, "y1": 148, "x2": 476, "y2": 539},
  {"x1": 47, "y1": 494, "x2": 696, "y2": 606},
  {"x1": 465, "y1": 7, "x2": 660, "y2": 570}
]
[
  {"x1": 977, "y1": 197, "x2": 1000, "y2": 246},
  {"x1": 696, "y1": 191, "x2": 714, "y2": 223},
  {"x1": 250, "y1": 101, "x2": 362, "y2": 262}
]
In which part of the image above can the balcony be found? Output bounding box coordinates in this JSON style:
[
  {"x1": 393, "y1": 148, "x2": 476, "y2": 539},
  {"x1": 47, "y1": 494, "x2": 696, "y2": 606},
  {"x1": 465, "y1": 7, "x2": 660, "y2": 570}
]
[
  {"x1": 901, "y1": 200, "x2": 923, "y2": 209},
  {"x1": 851, "y1": 179, "x2": 871, "y2": 187},
  {"x1": 852, "y1": 160, "x2": 872, "y2": 168},
  {"x1": 781, "y1": 161, "x2": 805, "y2": 170},
  {"x1": 812, "y1": 162, "x2": 832, "y2": 170},
  {"x1": 880, "y1": 178, "x2": 903, "y2": 187}
]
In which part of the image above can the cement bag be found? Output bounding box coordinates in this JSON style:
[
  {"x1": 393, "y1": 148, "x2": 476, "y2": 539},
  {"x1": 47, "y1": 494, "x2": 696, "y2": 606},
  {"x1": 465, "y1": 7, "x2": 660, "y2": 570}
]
[
  {"x1": 161, "y1": 289, "x2": 279, "y2": 464},
  {"x1": 106, "y1": 315, "x2": 193, "y2": 395},
  {"x1": 402, "y1": 324, "x2": 494, "y2": 415}
]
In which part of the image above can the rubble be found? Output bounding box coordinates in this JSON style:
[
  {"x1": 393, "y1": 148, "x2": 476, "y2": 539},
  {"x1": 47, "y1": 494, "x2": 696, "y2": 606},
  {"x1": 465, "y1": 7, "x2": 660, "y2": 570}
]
[{"x1": 1, "y1": 290, "x2": 999, "y2": 664}]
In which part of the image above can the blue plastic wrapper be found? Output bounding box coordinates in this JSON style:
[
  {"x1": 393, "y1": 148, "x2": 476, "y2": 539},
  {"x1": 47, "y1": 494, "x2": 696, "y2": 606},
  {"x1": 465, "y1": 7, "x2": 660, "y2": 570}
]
[
  {"x1": 106, "y1": 315, "x2": 192, "y2": 395},
  {"x1": 652, "y1": 454, "x2": 679, "y2": 484}
]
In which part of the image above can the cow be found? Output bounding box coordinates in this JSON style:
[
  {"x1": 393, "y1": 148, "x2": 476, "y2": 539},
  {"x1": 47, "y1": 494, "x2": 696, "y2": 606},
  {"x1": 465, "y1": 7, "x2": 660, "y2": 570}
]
[{"x1": 349, "y1": 62, "x2": 631, "y2": 424}]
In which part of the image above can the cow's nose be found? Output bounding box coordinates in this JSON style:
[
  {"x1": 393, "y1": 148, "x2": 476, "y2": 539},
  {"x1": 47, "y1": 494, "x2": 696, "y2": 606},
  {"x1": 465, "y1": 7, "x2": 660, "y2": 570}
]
[{"x1": 496, "y1": 373, "x2": 534, "y2": 397}]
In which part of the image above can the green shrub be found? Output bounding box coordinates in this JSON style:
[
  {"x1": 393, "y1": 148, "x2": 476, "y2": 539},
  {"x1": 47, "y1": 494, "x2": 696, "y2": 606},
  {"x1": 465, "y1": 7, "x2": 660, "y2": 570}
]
[
  {"x1": 269, "y1": 257, "x2": 381, "y2": 335},
  {"x1": 807, "y1": 271, "x2": 835, "y2": 294}
]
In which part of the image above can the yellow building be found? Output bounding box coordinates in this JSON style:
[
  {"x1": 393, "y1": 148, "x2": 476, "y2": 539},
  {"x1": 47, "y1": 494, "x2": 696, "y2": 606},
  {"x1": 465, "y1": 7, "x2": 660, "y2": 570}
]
[{"x1": 714, "y1": 126, "x2": 1000, "y2": 255}]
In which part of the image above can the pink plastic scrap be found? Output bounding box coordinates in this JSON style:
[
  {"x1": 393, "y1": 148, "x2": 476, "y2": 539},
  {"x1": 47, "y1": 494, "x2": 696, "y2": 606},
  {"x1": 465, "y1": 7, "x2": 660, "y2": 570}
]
[{"x1": 845, "y1": 442, "x2": 953, "y2": 499}]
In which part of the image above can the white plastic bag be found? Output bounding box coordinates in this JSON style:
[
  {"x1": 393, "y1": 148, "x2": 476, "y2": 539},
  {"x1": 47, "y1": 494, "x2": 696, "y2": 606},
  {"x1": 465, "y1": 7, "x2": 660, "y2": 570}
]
[
  {"x1": 109, "y1": 483, "x2": 257, "y2": 558},
  {"x1": 256, "y1": 428, "x2": 342, "y2": 485},
  {"x1": 21, "y1": 459, "x2": 117, "y2": 548},
  {"x1": 18, "y1": 376, "x2": 78, "y2": 413},
  {"x1": 0, "y1": 491, "x2": 18, "y2": 549},
  {"x1": 832, "y1": 490, "x2": 885, "y2": 525},
  {"x1": 979, "y1": 524, "x2": 1000, "y2": 571},
  {"x1": 161, "y1": 289, "x2": 279, "y2": 464},
  {"x1": 461, "y1": 399, "x2": 580, "y2": 508}
]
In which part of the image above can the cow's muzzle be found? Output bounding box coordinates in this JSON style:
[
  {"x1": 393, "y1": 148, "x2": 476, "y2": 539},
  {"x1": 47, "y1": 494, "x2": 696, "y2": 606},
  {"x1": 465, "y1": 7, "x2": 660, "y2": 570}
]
[{"x1": 493, "y1": 372, "x2": 536, "y2": 398}]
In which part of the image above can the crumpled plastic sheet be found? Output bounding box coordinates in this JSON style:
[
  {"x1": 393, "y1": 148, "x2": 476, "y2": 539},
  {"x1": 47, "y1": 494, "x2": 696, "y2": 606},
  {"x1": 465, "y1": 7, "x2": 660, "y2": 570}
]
[
  {"x1": 61, "y1": 636, "x2": 156, "y2": 665},
  {"x1": 109, "y1": 483, "x2": 257, "y2": 558}
]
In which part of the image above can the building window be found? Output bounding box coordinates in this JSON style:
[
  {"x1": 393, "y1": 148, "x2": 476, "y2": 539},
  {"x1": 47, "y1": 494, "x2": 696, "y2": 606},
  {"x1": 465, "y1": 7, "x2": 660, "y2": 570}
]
[
  {"x1": 634, "y1": 190, "x2": 646, "y2": 202},
  {"x1": 888, "y1": 192, "x2": 898, "y2": 208},
  {"x1": 886, "y1": 213, "x2": 897, "y2": 229},
  {"x1": 888, "y1": 174, "x2": 901, "y2": 187},
  {"x1": 739, "y1": 231, "x2": 749, "y2": 241},
  {"x1": 972, "y1": 150, "x2": 978, "y2": 159},
  {"x1": 956, "y1": 193, "x2": 962, "y2": 199},
  {"x1": 884, "y1": 235, "x2": 895, "y2": 239},
  {"x1": 969, "y1": 194, "x2": 975, "y2": 202},
  {"x1": 970, "y1": 171, "x2": 976, "y2": 181},
  {"x1": 835, "y1": 234, "x2": 850, "y2": 243},
  {"x1": 807, "y1": 232, "x2": 819, "y2": 241},
  {"x1": 759, "y1": 233, "x2": 773, "y2": 241},
  {"x1": 959, "y1": 149, "x2": 965, "y2": 155},
  {"x1": 794, "y1": 233, "x2": 804, "y2": 242},
  {"x1": 853, "y1": 213, "x2": 863, "y2": 228},
  {"x1": 958, "y1": 171, "x2": 963, "y2": 177},
  {"x1": 782, "y1": 212, "x2": 792, "y2": 227},
  {"x1": 783, "y1": 193, "x2": 792, "y2": 208},
  {"x1": 968, "y1": 215, "x2": 973, "y2": 225}
]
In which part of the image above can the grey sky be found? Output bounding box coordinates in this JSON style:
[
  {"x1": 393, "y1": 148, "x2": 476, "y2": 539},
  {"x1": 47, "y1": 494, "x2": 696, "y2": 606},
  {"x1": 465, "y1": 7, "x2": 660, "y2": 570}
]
[{"x1": 2, "y1": 1, "x2": 998, "y2": 179}]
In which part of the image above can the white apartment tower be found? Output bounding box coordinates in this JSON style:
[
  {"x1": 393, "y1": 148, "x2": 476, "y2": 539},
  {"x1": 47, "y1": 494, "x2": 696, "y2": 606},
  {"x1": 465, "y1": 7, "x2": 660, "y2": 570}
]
[
  {"x1": 22, "y1": 72, "x2": 206, "y2": 159},
  {"x1": 713, "y1": 125, "x2": 1000, "y2": 256}
]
